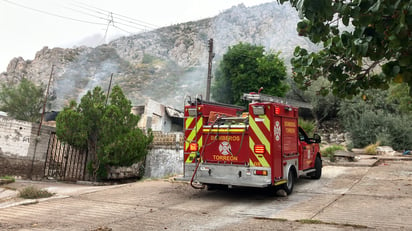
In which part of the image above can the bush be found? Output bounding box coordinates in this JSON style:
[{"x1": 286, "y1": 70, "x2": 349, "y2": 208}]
[
  {"x1": 343, "y1": 111, "x2": 412, "y2": 151},
  {"x1": 364, "y1": 142, "x2": 380, "y2": 155},
  {"x1": 0, "y1": 176, "x2": 15, "y2": 185},
  {"x1": 298, "y1": 119, "x2": 316, "y2": 137},
  {"x1": 0, "y1": 175, "x2": 15, "y2": 182},
  {"x1": 322, "y1": 145, "x2": 345, "y2": 157},
  {"x1": 321, "y1": 145, "x2": 345, "y2": 162},
  {"x1": 338, "y1": 89, "x2": 412, "y2": 151},
  {"x1": 19, "y1": 186, "x2": 54, "y2": 199}
]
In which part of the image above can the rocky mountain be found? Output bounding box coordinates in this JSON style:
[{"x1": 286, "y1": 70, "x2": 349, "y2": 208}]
[{"x1": 0, "y1": 2, "x2": 317, "y2": 110}]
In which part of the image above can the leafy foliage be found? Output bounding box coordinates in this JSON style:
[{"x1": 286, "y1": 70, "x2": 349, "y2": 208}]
[
  {"x1": 0, "y1": 175, "x2": 15, "y2": 183},
  {"x1": 306, "y1": 77, "x2": 341, "y2": 122},
  {"x1": 321, "y1": 145, "x2": 345, "y2": 161},
  {"x1": 298, "y1": 119, "x2": 316, "y2": 137},
  {"x1": 56, "y1": 85, "x2": 153, "y2": 180},
  {"x1": 387, "y1": 83, "x2": 412, "y2": 113},
  {"x1": 339, "y1": 88, "x2": 412, "y2": 150},
  {"x1": 211, "y1": 42, "x2": 289, "y2": 105},
  {"x1": 0, "y1": 79, "x2": 46, "y2": 122},
  {"x1": 279, "y1": 0, "x2": 412, "y2": 97}
]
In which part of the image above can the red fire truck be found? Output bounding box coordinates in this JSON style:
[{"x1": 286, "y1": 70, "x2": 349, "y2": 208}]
[{"x1": 183, "y1": 93, "x2": 322, "y2": 194}]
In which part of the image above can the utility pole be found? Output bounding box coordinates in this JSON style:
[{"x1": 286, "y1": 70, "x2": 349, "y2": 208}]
[
  {"x1": 105, "y1": 73, "x2": 114, "y2": 106},
  {"x1": 29, "y1": 65, "x2": 54, "y2": 179},
  {"x1": 206, "y1": 38, "x2": 214, "y2": 101}
]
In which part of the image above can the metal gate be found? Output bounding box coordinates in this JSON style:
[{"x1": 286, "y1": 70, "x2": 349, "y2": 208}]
[{"x1": 44, "y1": 132, "x2": 89, "y2": 181}]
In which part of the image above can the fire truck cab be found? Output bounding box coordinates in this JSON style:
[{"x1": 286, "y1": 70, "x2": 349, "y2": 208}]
[{"x1": 183, "y1": 93, "x2": 322, "y2": 194}]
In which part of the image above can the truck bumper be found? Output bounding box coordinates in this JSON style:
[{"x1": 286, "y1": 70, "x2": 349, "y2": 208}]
[{"x1": 184, "y1": 163, "x2": 272, "y2": 188}]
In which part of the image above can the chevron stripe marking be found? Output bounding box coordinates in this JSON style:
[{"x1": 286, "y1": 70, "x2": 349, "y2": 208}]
[
  {"x1": 185, "y1": 117, "x2": 203, "y2": 150},
  {"x1": 249, "y1": 138, "x2": 270, "y2": 167},
  {"x1": 249, "y1": 117, "x2": 270, "y2": 154}
]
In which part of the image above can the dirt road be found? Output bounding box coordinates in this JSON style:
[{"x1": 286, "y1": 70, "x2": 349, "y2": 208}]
[{"x1": 1, "y1": 160, "x2": 411, "y2": 230}]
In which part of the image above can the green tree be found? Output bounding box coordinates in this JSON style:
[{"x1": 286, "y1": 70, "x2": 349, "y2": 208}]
[
  {"x1": 56, "y1": 85, "x2": 153, "y2": 180},
  {"x1": 211, "y1": 42, "x2": 289, "y2": 105},
  {"x1": 0, "y1": 79, "x2": 45, "y2": 122},
  {"x1": 279, "y1": 0, "x2": 412, "y2": 97}
]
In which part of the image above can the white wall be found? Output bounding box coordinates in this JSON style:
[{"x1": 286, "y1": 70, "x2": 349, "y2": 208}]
[
  {"x1": 0, "y1": 116, "x2": 32, "y2": 157},
  {"x1": 144, "y1": 148, "x2": 183, "y2": 178}
]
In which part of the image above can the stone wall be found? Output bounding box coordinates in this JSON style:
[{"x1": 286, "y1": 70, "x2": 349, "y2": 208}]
[
  {"x1": 145, "y1": 132, "x2": 184, "y2": 178},
  {"x1": 0, "y1": 116, "x2": 54, "y2": 179}
]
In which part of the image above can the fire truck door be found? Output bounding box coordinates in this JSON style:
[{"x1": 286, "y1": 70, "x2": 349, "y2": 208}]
[{"x1": 299, "y1": 130, "x2": 312, "y2": 170}]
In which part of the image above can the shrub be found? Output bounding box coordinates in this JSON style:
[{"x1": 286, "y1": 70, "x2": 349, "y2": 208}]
[
  {"x1": 364, "y1": 142, "x2": 380, "y2": 155},
  {"x1": 338, "y1": 89, "x2": 412, "y2": 151},
  {"x1": 19, "y1": 186, "x2": 54, "y2": 199},
  {"x1": 0, "y1": 175, "x2": 15, "y2": 182},
  {"x1": 321, "y1": 145, "x2": 345, "y2": 158},
  {"x1": 298, "y1": 119, "x2": 316, "y2": 137}
]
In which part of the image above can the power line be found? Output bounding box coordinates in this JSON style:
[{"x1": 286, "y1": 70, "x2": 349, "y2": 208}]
[
  {"x1": 63, "y1": 5, "x2": 109, "y2": 23},
  {"x1": 71, "y1": 0, "x2": 159, "y2": 28},
  {"x1": 68, "y1": 0, "x2": 159, "y2": 30},
  {"x1": 2, "y1": 0, "x2": 162, "y2": 40},
  {"x1": 61, "y1": 3, "x2": 145, "y2": 34},
  {"x1": 1, "y1": 0, "x2": 107, "y2": 26}
]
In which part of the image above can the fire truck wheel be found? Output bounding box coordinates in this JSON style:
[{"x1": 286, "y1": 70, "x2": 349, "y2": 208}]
[
  {"x1": 311, "y1": 156, "x2": 322, "y2": 179},
  {"x1": 282, "y1": 167, "x2": 296, "y2": 195}
]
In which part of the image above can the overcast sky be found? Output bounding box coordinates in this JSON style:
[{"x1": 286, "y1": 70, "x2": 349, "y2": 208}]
[{"x1": 0, "y1": 0, "x2": 272, "y2": 72}]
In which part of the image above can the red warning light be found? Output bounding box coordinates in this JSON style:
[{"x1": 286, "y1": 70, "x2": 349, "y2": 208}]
[
  {"x1": 275, "y1": 106, "x2": 280, "y2": 115},
  {"x1": 189, "y1": 143, "x2": 198, "y2": 152}
]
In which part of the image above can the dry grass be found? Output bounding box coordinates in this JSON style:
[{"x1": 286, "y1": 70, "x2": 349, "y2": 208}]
[
  {"x1": 364, "y1": 142, "x2": 380, "y2": 155},
  {"x1": 19, "y1": 186, "x2": 54, "y2": 199}
]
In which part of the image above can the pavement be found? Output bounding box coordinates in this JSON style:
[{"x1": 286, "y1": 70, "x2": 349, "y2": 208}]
[
  {"x1": 0, "y1": 179, "x2": 124, "y2": 209},
  {"x1": 0, "y1": 153, "x2": 411, "y2": 230},
  {"x1": 1, "y1": 152, "x2": 409, "y2": 209}
]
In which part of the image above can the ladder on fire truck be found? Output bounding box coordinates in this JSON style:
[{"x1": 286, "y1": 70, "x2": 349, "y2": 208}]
[{"x1": 242, "y1": 93, "x2": 313, "y2": 109}]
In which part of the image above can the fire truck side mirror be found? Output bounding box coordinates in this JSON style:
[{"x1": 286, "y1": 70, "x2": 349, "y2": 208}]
[{"x1": 313, "y1": 134, "x2": 321, "y2": 143}]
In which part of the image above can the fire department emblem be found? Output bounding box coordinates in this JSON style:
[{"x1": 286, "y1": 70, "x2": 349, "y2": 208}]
[
  {"x1": 219, "y1": 141, "x2": 231, "y2": 155},
  {"x1": 274, "y1": 121, "x2": 281, "y2": 141}
]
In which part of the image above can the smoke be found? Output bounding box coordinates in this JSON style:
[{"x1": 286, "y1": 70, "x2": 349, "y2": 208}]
[
  {"x1": 52, "y1": 46, "x2": 122, "y2": 110},
  {"x1": 142, "y1": 66, "x2": 208, "y2": 108},
  {"x1": 49, "y1": 2, "x2": 318, "y2": 111}
]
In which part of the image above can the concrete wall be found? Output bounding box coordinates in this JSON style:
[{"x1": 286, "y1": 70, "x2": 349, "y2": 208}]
[
  {"x1": 0, "y1": 116, "x2": 54, "y2": 179},
  {"x1": 144, "y1": 132, "x2": 184, "y2": 178},
  {"x1": 145, "y1": 148, "x2": 183, "y2": 178},
  {"x1": 137, "y1": 99, "x2": 173, "y2": 133},
  {"x1": 0, "y1": 115, "x2": 184, "y2": 180},
  {"x1": 0, "y1": 116, "x2": 32, "y2": 157}
]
